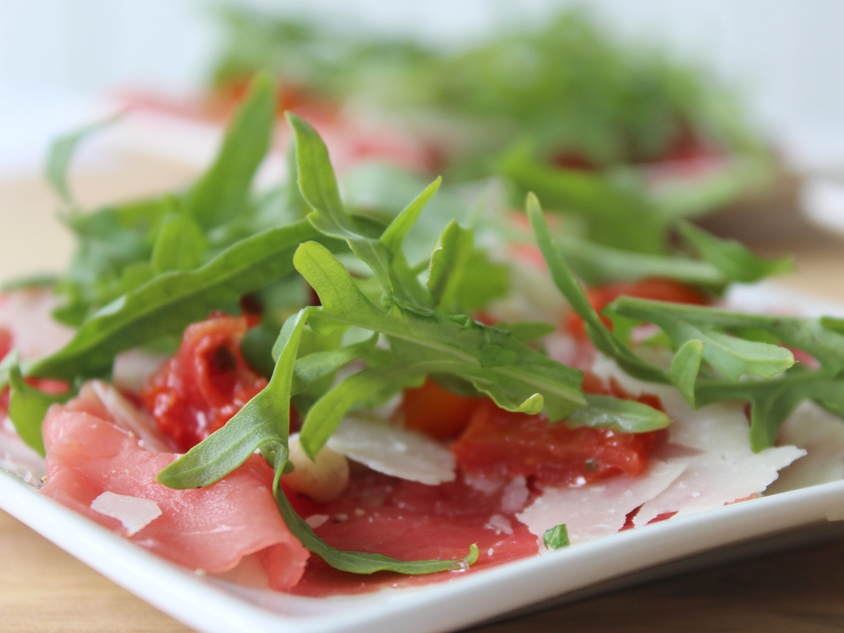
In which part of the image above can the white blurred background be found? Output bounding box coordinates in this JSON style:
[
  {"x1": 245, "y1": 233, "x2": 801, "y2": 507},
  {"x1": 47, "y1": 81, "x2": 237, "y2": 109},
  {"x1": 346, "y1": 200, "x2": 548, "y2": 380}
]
[
  {"x1": 1, "y1": 0, "x2": 843, "y2": 149},
  {"x1": 3, "y1": 0, "x2": 844, "y2": 273}
]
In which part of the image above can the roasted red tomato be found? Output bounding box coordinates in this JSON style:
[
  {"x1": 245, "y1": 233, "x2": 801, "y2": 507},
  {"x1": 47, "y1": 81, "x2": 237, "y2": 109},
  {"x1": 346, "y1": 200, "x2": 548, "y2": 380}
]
[
  {"x1": 565, "y1": 277, "x2": 710, "y2": 339},
  {"x1": 451, "y1": 399, "x2": 661, "y2": 487},
  {"x1": 399, "y1": 377, "x2": 484, "y2": 441},
  {"x1": 140, "y1": 314, "x2": 268, "y2": 452},
  {"x1": 0, "y1": 327, "x2": 11, "y2": 360}
]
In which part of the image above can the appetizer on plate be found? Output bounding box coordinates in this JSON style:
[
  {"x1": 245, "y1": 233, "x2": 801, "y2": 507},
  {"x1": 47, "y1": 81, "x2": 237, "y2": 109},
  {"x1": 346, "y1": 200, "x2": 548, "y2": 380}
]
[{"x1": 1, "y1": 76, "x2": 843, "y2": 601}]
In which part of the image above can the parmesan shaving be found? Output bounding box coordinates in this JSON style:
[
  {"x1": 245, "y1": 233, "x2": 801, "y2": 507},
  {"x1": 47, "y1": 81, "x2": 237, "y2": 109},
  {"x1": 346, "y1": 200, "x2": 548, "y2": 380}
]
[
  {"x1": 591, "y1": 354, "x2": 807, "y2": 526},
  {"x1": 763, "y1": 402, "x2": 844, "y2": 493},
  {"x1": 89, "y1": 381, "x2": 174, "y2": 453},
  {"x1": 633, "y1": 445, "x2": 804, "y2": 526},
  {"x1": 518, "y1": 460, "x2": 686, "y2": 545},
  {"x1": 90, "y1": 491, "x2": 162, "y2": 536},
  {"x1": 327, "y1": 415, "x2": 455, "y2": 485}
]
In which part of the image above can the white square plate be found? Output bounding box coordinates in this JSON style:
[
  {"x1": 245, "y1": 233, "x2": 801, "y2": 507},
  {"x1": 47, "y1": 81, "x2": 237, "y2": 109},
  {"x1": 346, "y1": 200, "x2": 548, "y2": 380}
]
[
  {"x1": 3, "y1": 450, "x2": 844, "y2": 633},
  {"x1": 3, "y1": 283, "x2": 844, "y2": 633}
]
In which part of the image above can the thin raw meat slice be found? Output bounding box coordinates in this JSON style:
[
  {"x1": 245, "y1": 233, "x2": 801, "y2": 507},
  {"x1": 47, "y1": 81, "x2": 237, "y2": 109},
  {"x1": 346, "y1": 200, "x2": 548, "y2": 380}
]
[
  {"x1": 288, "y1": 470, "x2": 539, "y2": 596},
  {"x1": 40, "y1": 391, "x2": 309, "y2": 591}
]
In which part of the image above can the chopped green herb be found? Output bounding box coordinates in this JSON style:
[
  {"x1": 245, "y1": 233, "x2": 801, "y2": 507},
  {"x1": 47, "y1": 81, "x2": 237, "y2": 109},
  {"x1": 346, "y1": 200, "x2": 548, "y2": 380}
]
[{"x1": 543, "y1": 524, "x2": 570, "y2": 550}]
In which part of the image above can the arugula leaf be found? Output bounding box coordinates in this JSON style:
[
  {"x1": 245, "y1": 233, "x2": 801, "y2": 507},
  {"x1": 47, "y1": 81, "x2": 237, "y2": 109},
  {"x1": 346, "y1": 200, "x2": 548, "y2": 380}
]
[
  {"x1": 160, "y1": 280, "x2": 481, "y2": 576},
  {"x1": 288, "y1": 111, "x2": 438, "y2": 309},
  {"x1": 610, "y1": 297, "x2": 844, "y2": 374},
  {"x1": 495, "y1": 178, "x2": 788, "y2": 295},
  {"x1": 552, "y1": 234, "x2": 726, "y2": 289},
  {"x1": 696, "y1": 371, "x2": 844, "y2": 452},
  {"x1": 292, "y1": 240, "x2": 584, "y2": 457},
  {"x1": 601, "y1": 297, "x2": 844, "y2": 451},
  {"x1": 183, "y1": 73, "x2": 276, "y2": 228},
  {"x1": 543, "y1": 524, "x2": 570, "y2": 550},
  {"x1": 606, "y1": 297, "x2": 844, "y2": 450},
  {"x1": 151, "y1": 206, "x2": 207, "y2": 274},
  {"x1": 526, "y1": 193, "x2": 667, "y2": 384},
  {"x1": 158, "y1": 309, "x2": 308, "y2": 489},
  {"x1": 676, "y1": 220, "x2": 793, "y2": 283},
  {"x1": 47, "y1": 74, "x2": 285, "y2": 326},
  {"x1": 525, "y1": 190, "x2": 844, "y2": 452},
  {"x1": 0, "y1": 353, "x2": 64, "y2": 457},
  {"x1": 29, "y1": 221, "x2": 319, "y2": 380},
  {"x1": 45, "y1": 112, "x2": 123, "y2": 206},
  {"x1": 501, "y1": 145, "x2": 667, "y2": 255},
  {"x1": 285, "y1": 116, "x2": 585, "y2": 438},
  {"x1": 568, "y1": 394, "x2": 670, "y2": 433},
  {"x1": 275, "y1": 475, "x2": 479, "y2": 574},
  {"x1": 669, "y1": 340, "x2": 704, "y2": 404},
  {"x1": 611, "y1": 297, "x2": 795, "y2": 382},
  {"x1": 50, "y1": 196, "x2": 174, "y2": 325},
  {"x1": 428, "y1": 221, "x2": 509, "y2": 315},
  {"x1": 7, "y1": 362, "x2": 72, "y2": 456}
]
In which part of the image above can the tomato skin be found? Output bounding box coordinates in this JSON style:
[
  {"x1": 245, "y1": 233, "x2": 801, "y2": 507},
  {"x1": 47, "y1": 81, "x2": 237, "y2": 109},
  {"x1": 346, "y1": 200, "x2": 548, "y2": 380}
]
[
  {"x1": 140, "y1": 314, "x2": 268, "y2": 452},
  {"x1": 565, "y1": 277, "x2": 710, "y2": 339},
  {"x1": 399, "y1": 378, "x2": 483, "y2": 440},
  {"x1": 452, "y1": 399, "x2": 660, "y2": 487},
  {"x1": 0, "y1": 328, "x2": 11, "y2": 359}
]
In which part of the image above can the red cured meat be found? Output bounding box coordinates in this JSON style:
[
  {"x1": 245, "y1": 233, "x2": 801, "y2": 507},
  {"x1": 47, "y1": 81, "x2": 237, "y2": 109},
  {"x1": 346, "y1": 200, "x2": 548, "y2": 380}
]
[
  {"x1": 288, "y1": 470, "x2": 540, "y2": 596},
  {"x1": 39, "y1": 392, "x2": 309, "y2": 591}
]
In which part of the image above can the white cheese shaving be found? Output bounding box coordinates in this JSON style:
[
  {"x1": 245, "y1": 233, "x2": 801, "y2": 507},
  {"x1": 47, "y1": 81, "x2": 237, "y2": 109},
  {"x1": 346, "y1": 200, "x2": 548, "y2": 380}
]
[
  {"x1": 305, "y1": 514, "x2": 330, "y2": 529},
  {"x1": 486, "y1": 514, "x2": 514, "y2": 535},
  {"x1": 591, "y1": 354, "x2": 807, "y2": 527},
  {"x1": 518, "y1": 460, "x2": 686, "y2": 545},
  {"x1": 500, "y1": 476, "x2": 530, "y2": 514},
  {"x1": 88, "y1": 381, "x2": 174, "y2": 453},
  {"x1": 767, "y1": 402, "x2": 844, "y2": 493},
  {"x1": 90, "y1": 491, "x2": 162, "y2": 536},
  {"x1": 111, "y1": 349, "x2": 167, "y2": 394},
  {"x1": 633, "y1": 446, "x2": 805, "y2": 526},
  {"x1": 327, "y1": 415, "x2": 455, "y2": 485},
  {"x1": 464, "y1": 474, "x2": 503, "y2": 495}
]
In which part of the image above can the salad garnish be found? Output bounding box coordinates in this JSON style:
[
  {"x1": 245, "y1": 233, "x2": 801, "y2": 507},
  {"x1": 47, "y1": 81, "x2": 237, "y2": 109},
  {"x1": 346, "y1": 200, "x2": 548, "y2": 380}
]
[{"x1": 3, "y1": 73, "x2": 841, "y2": 583}]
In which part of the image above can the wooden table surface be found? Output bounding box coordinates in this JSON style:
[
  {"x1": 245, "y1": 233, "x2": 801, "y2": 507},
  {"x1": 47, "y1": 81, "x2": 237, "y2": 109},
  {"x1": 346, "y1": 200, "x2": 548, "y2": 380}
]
[{"x1": 2, "y1": 161, "x2": 844, "y2": 632}]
